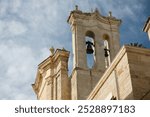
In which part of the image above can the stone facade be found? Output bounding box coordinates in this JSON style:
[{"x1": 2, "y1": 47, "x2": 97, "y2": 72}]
[
  {"x1": 32, "y1": 7, "x2": 150, "y2": 100},
  {"x1": 32, "y1": 49, "x2": 71, "y2": 100},
  {"x1": 143, "y1": 17, "x2": 150, "y2": 40},
  {"x1": 88, "y1": 46, "x2": 150, "y2": 100}
]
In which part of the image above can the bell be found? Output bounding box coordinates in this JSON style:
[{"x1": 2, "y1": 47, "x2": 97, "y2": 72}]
[
  {"x1": 86, "y1": 41, "x2": 94, "y2": 54},
  {"x1": 104, "y1": 48, "x2": 110, "y2": 57}
]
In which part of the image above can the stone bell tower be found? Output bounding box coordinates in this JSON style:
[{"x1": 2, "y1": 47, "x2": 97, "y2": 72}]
[{"x1": 68, "y1": 6, "x2": 121, "y2": 100}]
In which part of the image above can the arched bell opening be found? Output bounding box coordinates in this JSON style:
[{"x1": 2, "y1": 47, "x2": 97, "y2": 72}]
[
  {"x1": 85, "y1": 31, "x2": 95, "y2": 69},
  {"x1": 103, "y1": 34, "x2": 111, "y2": 68}
]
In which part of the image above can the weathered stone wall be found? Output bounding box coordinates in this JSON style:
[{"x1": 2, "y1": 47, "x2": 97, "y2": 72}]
[
  {"x1": 71, "y1": 69, "x2": 104, "y2": 100},
  {"x1": 88, "y1": 46, "x2": 150, "y2": 100},
  {"x1": 127, "y1": 47, "x2": 150, "y2": 99}
]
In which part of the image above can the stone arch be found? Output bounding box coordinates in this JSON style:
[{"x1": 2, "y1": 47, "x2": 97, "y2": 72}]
[
  {"x1": 85, "y1": 30, "x2": 95, "y2": 39},
  {"x1": 103, "y1": 33, "x2": 109, "y2": 40},
  {"x1": 102, "y1": 33, "x2": 110, "y2": 49},
  {"x1": 85, "y1": 30, "x2": 95, "y2": 68},
  {"x1": 102, "y1": 33, "x2": 111, "y2": 68}
]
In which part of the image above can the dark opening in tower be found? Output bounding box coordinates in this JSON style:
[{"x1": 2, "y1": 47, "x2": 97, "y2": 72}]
[
  {"x1": 85, "y1": 31, "x2": 95, "y2": 69},
  {"x1": 103, "y1": 34, "x2": 110, "y2": 68}
]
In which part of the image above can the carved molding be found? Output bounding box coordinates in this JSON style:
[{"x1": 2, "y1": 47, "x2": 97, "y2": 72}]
[{"x1": 46, "y1": 77, "x2": 53, "y2": 85}]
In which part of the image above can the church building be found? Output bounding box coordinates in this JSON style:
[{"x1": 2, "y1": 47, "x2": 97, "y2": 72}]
[{"x1": 32, "y1": 6, "x2": 150, "y2": 100}]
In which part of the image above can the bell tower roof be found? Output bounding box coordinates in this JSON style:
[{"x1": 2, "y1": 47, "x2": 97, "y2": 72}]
[{"x1": 67, "y1": 6, "x2": 121, "y2": 26}]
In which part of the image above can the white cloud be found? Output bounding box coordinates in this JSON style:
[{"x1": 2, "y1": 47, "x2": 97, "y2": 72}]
[
  {"x1": 0, "y1": 41, "x2": 50, "y2": 99},
  {"x1": 10, "y1": 0, "x2": 22, "y2": 13},
  {"x1": 0, "y1": 1, "x2": 8, "y2": 16},
  {"x1": 8, "y1": 21, "x2": 27, "y2": 35},
  {"x1": 0, "y1": 42, "x2": 35, "y2": 99},
  {"x1": 85, "y1": 0, "x2": 144, "y2": 21},
  {"x1": 0, "y1": 20, "x2": 27, "y2": 38},
  {"x1": 0, "y1": 0, "x2": 22, "y2": 16}
]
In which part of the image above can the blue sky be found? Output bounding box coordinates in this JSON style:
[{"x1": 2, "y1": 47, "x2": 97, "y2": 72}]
[{"x1": 0, "y1": 0, "x2": 150, "y2": 99}]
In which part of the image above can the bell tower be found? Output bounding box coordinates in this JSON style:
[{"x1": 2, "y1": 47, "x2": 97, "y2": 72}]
[{"x1": 68, "y1": 6, "x2": 121, "y2": 100}]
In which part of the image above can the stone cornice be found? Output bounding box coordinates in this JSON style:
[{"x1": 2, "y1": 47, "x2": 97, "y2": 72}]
[
  {"x1": 69, "y1": 67, "x2": 104, "y2": 79},
  {"x1": 143, "y1": 17, "x2": 150, "y2": 32},
  {"x1": 38, "y1": 49, "x2": 69, "y2": 69},
  {"x1": 67, "y1": 10, "x2": 121, "y2": 27},
  {"x1": 32, "y1": 49, "x2": 70, "y2": 95}
]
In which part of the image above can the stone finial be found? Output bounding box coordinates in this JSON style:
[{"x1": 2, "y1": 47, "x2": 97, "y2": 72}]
[
  {"x1": 94, "y1": 8, "x2": 100, "y2": 15},
  {"x1": 109, "y1": 11, "x2": 112, "y2": 17},
  {"x1": 75, "y1": 5, "x2": 78, "y2": 10},
  {"x1": 62, "y1": 47, "x2": 66, "y2": 51},
  {"x1": 95, "y1": 8, "x2": 98, "y2": 12},
  {"x1": 49, "y1": 46, "x2": 55, "y2": 55}
]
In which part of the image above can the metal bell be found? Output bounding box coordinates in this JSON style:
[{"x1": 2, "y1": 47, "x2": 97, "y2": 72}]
[
  {"x1": 104, "y1": 47, "x2": 110, "y2": 57},
  {"x1": 86, "y1": 41, "x2": 94, "y2": 54}
]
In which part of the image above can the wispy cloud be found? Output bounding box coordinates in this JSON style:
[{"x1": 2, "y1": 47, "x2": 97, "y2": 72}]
[
  {"x1": 0, "y1": 41, "x2": 35, "y2": 99},
  {"x1": 0, "y1": 40, "x2": 52, "y2": 99},
  {"x1": 0, "y1": 20, "x2": 27, "y2": 39},
  {"x1": 85, "y1": 0, "x2": 145, "y2": 21}
]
